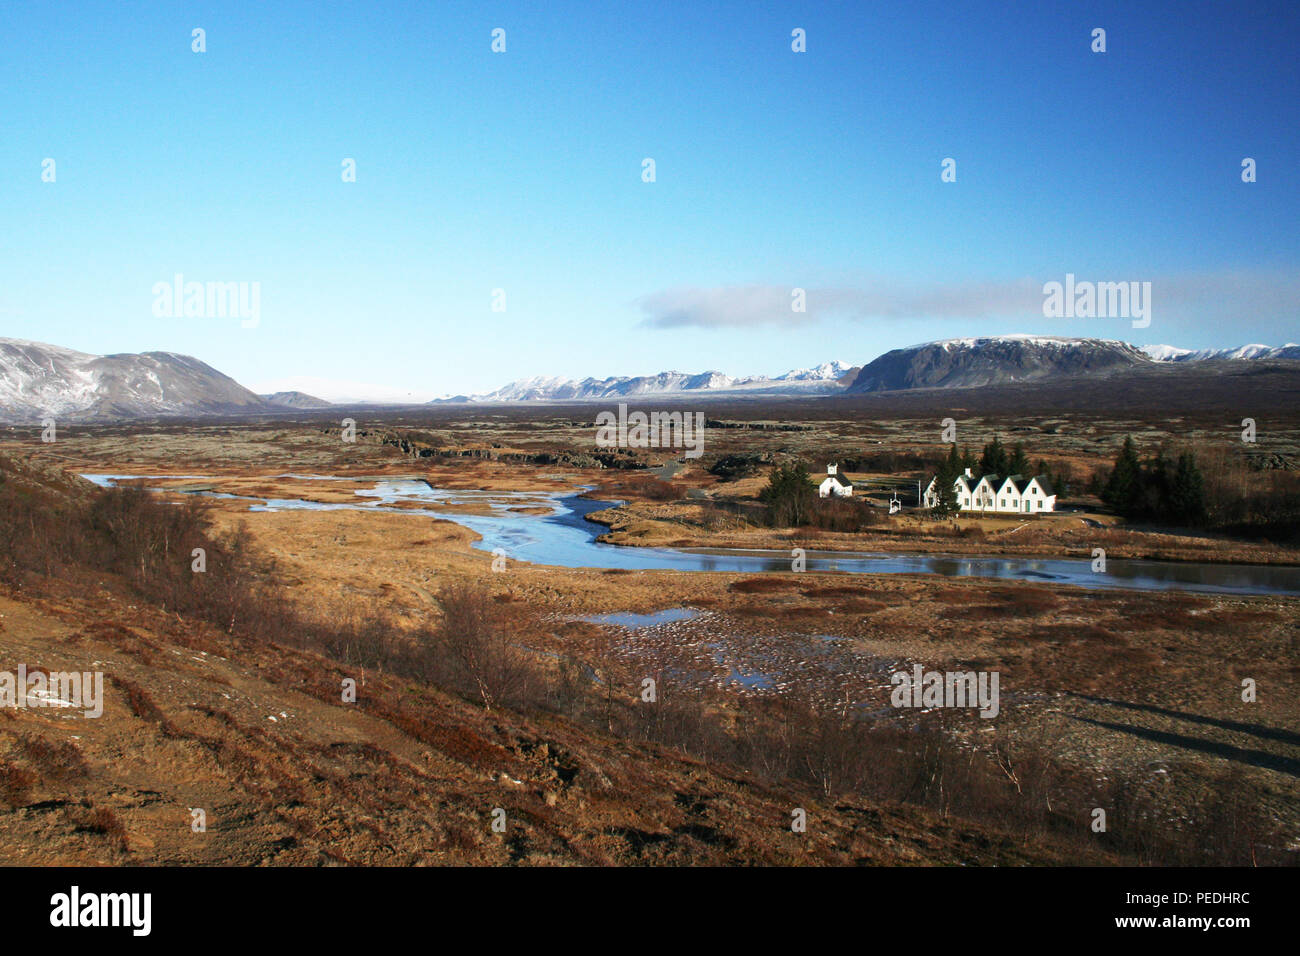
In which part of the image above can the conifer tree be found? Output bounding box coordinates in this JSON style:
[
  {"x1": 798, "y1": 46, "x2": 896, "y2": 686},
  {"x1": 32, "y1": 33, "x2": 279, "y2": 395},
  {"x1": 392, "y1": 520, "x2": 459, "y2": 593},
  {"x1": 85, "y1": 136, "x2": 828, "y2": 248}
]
[{"x1": 980, "y1": 436, "x2": 1008, "y2": 476}]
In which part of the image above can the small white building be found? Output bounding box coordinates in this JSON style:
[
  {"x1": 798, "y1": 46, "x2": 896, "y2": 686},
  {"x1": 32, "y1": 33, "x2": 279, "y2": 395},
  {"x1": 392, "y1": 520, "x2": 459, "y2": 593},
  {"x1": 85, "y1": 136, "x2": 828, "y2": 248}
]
[
  {"x1": 818, "y1": 463, "x2": 854, "y2": 498},
  {"x1": 923, "y1": 468, "x2": 1056, "y2": 514}
]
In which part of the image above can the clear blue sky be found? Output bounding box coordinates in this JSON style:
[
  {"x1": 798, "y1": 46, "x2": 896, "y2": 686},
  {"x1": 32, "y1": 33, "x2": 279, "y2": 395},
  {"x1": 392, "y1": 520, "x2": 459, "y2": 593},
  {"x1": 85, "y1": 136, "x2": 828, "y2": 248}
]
[{"x1": 3, "y1": 0, "x2": 1297, "y2": 399}]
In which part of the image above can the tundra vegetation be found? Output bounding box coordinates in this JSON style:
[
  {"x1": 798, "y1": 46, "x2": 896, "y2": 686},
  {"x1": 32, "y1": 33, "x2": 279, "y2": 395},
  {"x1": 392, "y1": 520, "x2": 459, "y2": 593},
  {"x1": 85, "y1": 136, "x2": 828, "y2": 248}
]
[{"x1": 0, "y1": 447, "x2": 1291, "y2": 865}]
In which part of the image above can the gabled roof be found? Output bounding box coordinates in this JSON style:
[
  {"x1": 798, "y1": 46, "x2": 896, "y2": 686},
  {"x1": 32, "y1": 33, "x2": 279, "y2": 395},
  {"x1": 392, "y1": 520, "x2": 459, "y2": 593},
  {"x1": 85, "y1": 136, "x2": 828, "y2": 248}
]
[
  {"x1": 1027, "y1": 476, "x2": 1055, "y2": 496},
  {"x1": 823, "y1": 472, "x2": 853, "y2": 487},
  {"x1": 933, "y1": 472, "x2": 995, "y2": 490},
  {"x1": 997, "y1": 474, "x2": 1056, "y2": 495}
]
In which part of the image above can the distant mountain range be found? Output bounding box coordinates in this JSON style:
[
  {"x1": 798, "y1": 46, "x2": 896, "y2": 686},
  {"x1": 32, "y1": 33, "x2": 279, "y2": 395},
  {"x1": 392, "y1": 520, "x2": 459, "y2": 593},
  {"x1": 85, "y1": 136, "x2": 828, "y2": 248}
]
[
  {"x1": 448, "y1": 361, "x2": 859, "y2": 403},
  {"x1": 2, "y1": 335, "x2": 1298, "y2": 421},
  {"x1": 1140, "y1": 343, "x2": 1300, "y2": 362}
]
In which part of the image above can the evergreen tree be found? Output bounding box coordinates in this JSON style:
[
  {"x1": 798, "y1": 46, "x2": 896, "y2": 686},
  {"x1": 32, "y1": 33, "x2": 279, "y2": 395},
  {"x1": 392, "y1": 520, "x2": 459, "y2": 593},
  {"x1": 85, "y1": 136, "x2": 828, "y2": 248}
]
[
  {"x1": 945, "y1": 442, "x2": 962, "y2": 475},
  {"x1": 1170, "y1": 452, "x2": 1207, "y2": 525},
  {"x1": 759, "y1": 461, "x2": 817, "y2": 527},
  {"x1": 1141, "y1": 453, "x2": 1173, "y2": 521},
  {"x1": 1007, "y1": 442, "x2": 1030, "y2": 476},
  {"x1": 1103, "y1": 436, "x2": 1142, "y2": 516},
  {"x1": 930, "y1": 455, "x2": 961, "y2": 517},
  {"x1": 979, "y1": 436, "x2": 1008, "y2": 476}
]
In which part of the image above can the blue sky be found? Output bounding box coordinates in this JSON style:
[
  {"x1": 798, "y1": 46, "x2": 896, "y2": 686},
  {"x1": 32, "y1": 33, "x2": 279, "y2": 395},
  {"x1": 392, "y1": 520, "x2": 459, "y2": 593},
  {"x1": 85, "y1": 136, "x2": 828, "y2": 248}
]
[{"x1": 3, "y1": 0, "x2": 1297, "y2": 399}]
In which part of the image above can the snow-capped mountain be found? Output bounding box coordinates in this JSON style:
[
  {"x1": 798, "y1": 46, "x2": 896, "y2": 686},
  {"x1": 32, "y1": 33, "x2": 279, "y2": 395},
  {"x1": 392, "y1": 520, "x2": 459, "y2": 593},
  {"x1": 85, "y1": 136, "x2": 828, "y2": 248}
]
[
  {"x1": 0, "y1": 338, "x2": 267, "y2": 421},
  {"x1": 768, "y1": 360, "x2": 856, "y2": 382},
  {"x1": 1138, "y1": 344, "x2": 1193, "y2": 362},
  {"x1": 846, "y1": 335, "x2": 1150, "y2": 392},
  {"x1": 456, "y1": 362, "x2": 857, "y2": 403},
  {"x1": 1141, "y1": 343, "x2": 1300, "y2": 362}
]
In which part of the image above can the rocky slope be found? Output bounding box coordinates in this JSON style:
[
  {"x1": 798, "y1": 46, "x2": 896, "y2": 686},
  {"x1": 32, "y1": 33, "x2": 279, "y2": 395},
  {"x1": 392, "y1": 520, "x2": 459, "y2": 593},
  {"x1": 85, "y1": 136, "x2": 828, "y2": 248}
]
[
  {"x1": 847, "y1": 336, "x2": 1152, "y2": 392},
  {"x1": 0, "y1": 338, "x2": 267, "y2": 422}
]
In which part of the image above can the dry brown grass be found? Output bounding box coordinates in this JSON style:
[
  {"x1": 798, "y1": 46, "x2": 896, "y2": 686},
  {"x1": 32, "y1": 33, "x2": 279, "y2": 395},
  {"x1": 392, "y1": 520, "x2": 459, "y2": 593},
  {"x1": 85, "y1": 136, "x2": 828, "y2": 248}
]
[{"x1": 13, "y1": 732, "x2": 89, "y2": 781}]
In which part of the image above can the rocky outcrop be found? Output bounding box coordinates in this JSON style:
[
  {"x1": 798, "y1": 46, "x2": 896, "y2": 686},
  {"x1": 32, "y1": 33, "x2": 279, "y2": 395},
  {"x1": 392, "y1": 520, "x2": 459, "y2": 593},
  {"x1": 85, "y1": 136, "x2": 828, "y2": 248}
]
[{"x1": 319, "y1": 428, "x2": 648, "y2": 470}]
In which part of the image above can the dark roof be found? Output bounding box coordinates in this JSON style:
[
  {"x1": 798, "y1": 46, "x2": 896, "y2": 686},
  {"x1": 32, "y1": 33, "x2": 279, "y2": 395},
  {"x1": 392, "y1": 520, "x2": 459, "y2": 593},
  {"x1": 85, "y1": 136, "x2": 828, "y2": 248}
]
[
  {"x1": 825, "y1": 472, "x2": 853, "y2": 487},
  {"x1": 997, "y1": 474, "x2": 1056, "y2": 495},
  {"x1": 933, "y1": 472, "x2": 990, "y2": 488},
  {"x1": 932, "y1": 472, "x2": 1054, "y2": 498}
]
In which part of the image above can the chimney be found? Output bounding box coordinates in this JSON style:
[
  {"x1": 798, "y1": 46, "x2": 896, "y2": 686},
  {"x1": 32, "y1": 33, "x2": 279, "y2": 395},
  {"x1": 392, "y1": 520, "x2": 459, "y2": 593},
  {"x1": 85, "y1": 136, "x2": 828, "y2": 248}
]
[
  {"x1": 964, "y1": 467, "x2": 973, "y2": 478},
  {"x1": 827, "y1": 463, "x2": 837, "y2": 475}
]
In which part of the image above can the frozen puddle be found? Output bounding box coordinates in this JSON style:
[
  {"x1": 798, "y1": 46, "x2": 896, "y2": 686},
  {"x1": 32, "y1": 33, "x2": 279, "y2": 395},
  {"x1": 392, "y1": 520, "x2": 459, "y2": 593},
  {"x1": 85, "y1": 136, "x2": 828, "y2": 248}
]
[{"x1": 574, "y1": 607, "x2": 701, "y2": 629}]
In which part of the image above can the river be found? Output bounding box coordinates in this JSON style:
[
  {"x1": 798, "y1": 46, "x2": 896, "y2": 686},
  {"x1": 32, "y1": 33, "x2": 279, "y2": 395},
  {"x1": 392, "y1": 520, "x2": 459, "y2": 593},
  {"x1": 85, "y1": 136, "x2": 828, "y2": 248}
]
[{"x1": 81, "y1": 475, "x2": 1300, "y2": 596}]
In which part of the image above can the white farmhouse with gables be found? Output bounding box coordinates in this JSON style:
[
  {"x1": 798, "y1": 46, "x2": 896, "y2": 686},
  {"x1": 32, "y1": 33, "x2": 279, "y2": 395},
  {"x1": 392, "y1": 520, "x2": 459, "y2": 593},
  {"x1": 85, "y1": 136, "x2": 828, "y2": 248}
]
[
  {"x1": 818, "y1": 463, "x2": 853, "y2": 498},
  {"x1": 923, "y1": 467, "x2": 1056, "y2": 514}
]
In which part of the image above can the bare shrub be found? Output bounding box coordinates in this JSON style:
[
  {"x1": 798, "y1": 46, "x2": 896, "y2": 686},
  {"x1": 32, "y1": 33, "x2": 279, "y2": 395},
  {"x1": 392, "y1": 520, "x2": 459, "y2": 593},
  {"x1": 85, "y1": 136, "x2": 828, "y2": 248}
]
[
  {"x1": 639, "y1": 478, "x2": 686, "y2": 501},
  {"x1": 111, "y1": 676, "x2": 179, "y2": 736},
  {"x1": 14, "y1": 732, "x2": 89, "y2": 780},
  {"x1": 419, "y1": 583, "x2": 540, "y2": 712},
  {"x1": 729, "y1": 577, "x2": 794, "y2": 594},
  {"x1": 806, "y1": 496, "x2": 887, "y2": 532},
  {"x1": 0, "y1": 758, "x2": 36, "y2": 808},
  {"x1": 71, "y1": 805, "x2": 130, "y2": 853}
]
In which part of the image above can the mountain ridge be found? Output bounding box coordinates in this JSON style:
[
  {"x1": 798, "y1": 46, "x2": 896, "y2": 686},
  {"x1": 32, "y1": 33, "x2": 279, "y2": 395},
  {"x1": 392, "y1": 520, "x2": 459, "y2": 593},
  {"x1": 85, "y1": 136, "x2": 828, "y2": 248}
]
[
  {"x1": 453, "y1": 361, "x2": 857, "y2": 404},
  {"x1": 4, "y1": 335, "x2": 1299, "y2": 420},
  {"x1": 845, "y1": 336, "x2": 1152, "y2": 393},
  {"x1": 0, "y1": 338, "x2": 268, "y2": 422}
]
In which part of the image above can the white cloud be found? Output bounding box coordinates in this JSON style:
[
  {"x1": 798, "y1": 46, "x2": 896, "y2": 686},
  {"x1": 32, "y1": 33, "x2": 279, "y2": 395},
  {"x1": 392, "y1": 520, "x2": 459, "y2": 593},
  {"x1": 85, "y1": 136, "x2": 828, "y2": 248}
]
[{"x1": 636, "y1": 271, "x2": 1300, "y2": 330}]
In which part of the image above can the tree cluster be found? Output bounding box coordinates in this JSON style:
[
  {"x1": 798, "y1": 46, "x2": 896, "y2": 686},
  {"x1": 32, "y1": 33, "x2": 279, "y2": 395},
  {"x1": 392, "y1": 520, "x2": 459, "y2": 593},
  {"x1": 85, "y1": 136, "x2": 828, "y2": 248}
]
[
  {"x1": 759, "y1": 461, "x2": 817, "y2": 527},
  {"x1": 1102, "y1": 436, "x2": 1207, "y2": 526}
]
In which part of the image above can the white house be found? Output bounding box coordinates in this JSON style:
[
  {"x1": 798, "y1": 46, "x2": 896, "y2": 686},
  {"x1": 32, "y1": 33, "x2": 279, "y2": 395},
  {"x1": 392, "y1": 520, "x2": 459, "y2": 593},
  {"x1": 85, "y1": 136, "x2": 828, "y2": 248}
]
[
  {"x1": 923, "y1": 468, "x2": 1055, "y2": 514},
  {"x1": 818, "y1": 463, "x2": 853, "y2": 498}
]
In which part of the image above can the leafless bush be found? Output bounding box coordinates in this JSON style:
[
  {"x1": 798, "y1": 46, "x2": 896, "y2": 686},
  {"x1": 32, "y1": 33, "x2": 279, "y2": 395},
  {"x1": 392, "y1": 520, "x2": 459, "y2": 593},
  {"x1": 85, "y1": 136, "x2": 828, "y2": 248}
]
[
  {"x1": 14, "y1": 732, "x2": 89, "y2": 780},
  {"x1": 805, "y1": 496, "x2": 887, "y2": 532},
  {"x1": 639, "y1": 478, "x2": 686, "y2": 501},
  {"x1": 0, "y1": 758, "x2": 36, "y2": 808},
  {"x1": 70, "y1": 805, "x2": 130, "y2": 853},
  {"x1": 111, "y1": 676, "x2": 179, "y2": 736},
  {"x1": 418, "y1": 583, "x2": 540, "y2": 712}
]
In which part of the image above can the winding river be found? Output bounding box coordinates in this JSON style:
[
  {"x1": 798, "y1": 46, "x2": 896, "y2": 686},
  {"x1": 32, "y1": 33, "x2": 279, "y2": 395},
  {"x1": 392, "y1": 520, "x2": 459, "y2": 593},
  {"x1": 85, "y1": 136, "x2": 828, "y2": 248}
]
[{"x1": 82, "y1": 475, "x2": 1300, "y2": 597}]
